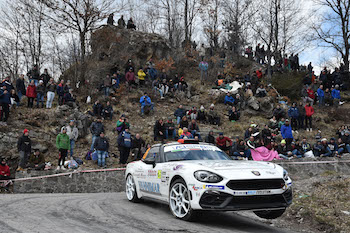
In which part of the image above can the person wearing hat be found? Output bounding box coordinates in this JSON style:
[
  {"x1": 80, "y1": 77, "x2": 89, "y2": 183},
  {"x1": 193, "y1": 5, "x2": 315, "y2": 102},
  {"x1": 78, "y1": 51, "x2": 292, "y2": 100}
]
[
  {"x1": 341, "y1": 130, "x2": 350, "y2": 153},
  {"x1": 197, "y1": 105, "x2": 206, "y2": 123},
  {"x1": 116, "y1": 115, "x2": 130, "y2": 135},
  {"x1": 216, "y1": 133, "x2": 232, "y2": 152},
  {"x1": 93, "y1": 131, "x2": 109, "y2": 167},
  {"x1": 281, "y1": 119, "x2": 293, "y2": 146},
  {"x1": 118, "y1": 127, "x2": 132, "y2": 165},
  {"x1": 36, "y1": 80, "x2": 45, "y2": 108},
  {"x1": 315, "y1": 138, "x2": 332, "y2": 157},
  {"x1": 139, "y1": 92, "x2": 154, "y2": 115},
  {"x1": 29, "y1": 149, "x2": 45, "y2": 170},
  {"x1": 66, "y1": 120, "x2": 79, "y2": 159},
  {"x1": 277, "y1": 139, "x2": 293, "y2": 159},
  {"x1": 208, "y1": 104, "x2": 220, "y2": 126},
  {"x1": 17, "y1": 129, "x2": 32, "y2": 171},
  {"x1": 56, "y1": 127, "x2": 70, "y2": 170},
  {"x1": 328, "y1": 137, "x2": 339, "y2": 156}
]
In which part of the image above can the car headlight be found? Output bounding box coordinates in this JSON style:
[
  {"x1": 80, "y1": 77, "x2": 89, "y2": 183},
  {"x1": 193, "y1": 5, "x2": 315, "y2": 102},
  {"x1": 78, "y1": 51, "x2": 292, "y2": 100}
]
[
  {"x1": 194, "y1": 170, "x2": 223, "y2": 183},
  {"x1": 283, "y1": 169, "x2": 289, "y2": 181}
]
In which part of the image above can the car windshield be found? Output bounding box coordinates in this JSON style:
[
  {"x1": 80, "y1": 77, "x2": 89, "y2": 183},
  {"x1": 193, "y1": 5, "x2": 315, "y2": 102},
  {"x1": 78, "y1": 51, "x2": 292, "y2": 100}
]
[{"x1": 164, "y1": 145, "x2": 231, "y2": 162}]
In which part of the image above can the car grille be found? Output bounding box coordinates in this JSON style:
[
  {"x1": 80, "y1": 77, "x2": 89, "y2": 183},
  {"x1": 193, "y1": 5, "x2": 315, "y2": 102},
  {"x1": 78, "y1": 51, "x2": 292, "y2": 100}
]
[{"x1": 226, "y1": 179, "x2": 285, "y2": 190}]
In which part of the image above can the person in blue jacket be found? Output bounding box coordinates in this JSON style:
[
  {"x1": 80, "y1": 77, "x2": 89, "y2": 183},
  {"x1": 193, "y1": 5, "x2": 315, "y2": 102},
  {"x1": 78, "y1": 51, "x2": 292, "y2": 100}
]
[
  {"x1": 331, "y1": 84, "x2": 341, "y2": 107},
  {"x1": 317, "y1": 85, "x2": 325, "y2": 107},
  {"x1": 139, "y1": 92, "x2": 154, "y2": 115},
  {"x1": 280, "y1": 119, "x2": 293, "y2": 145},
  {"x1": 288, "y1": 103, "x2": 299, "y2": 130},
  {"x1": 224, "y1": 93, "x2": 235, "y2": 106},
  {"x1": 0, "y1": 85, "x2": 11, "y2": 123}
]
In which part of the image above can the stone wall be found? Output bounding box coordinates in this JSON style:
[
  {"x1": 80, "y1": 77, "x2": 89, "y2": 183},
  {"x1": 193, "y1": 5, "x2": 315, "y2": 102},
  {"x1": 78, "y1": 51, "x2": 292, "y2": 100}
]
[{"x1": 13, "y1": 169, "x2": 126, "y2": 193}]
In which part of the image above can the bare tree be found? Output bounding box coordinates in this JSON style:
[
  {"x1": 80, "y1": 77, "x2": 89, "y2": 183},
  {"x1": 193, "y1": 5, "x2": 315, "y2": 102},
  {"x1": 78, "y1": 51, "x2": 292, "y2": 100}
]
[
  {"x1": 312, "y1": 0, "x2": 350, "y2": 72},
  {"x1": 183, "y1": 0, "x2": 200, "y2": 42},
  {"x1": 201, "y1": 0, "x2": 221, "y2": 50}
]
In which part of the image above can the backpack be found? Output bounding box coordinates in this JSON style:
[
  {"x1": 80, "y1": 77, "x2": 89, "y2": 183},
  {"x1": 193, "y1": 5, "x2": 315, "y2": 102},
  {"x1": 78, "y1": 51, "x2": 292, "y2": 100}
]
[
  {"x1": 74, "y1": 157, "x2": 84, "y2": 165},
  {"x1": 92, "y1": 151, "x2": 98, "y2": 161},
  {"x1": 85, "y1": 151, "x2": 92, "y2": 160},
  {"x1": 123, "y1": 132, "x2": 132, "y2": 148}
]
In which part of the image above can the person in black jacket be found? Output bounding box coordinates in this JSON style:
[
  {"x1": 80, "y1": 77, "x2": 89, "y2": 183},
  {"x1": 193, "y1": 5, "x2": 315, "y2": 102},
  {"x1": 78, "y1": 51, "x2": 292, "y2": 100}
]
[
  {"x1": 17, "y1": 129, "x2": 32, "y2": 171},
  {"x1": 90, "y1": 118, "x2": 104, "y2": 151},
  {"x1": 16, "y1": 75, "x2": 26, "y2": 103},
  {"x1": 205, "y1": 131, "x2": 215, "y2": 144},
  {"x1": 93, "y1": 132, "x2": 109, "y2": 167},
  {"x1": 131, "y1": 134, "x2": 145, "y2": 160},
  {"x1": 92, "y1": 100, "x2": 103, "y2": 117},
  {"x1": 341, "y1": 130, "x2": 350, "y2": 153},
  {"x1": 228, "y1": 106, "x2": 240, "y2": 121},
  {"x1": 40, "y1": 69, "x2": 51, "y2": 87},
  {"x1": 36, "y1": 80, "x2": 45, "y2": 108},
  {"x1": 154, "y1": 119, "x2": 166, "y2": 141},
  {"x1": 102, "y1": 101, "x2": 113, "y2": 120},
  {"x1": 273, "y1": 104, "x2": 286, "y2": 121}
]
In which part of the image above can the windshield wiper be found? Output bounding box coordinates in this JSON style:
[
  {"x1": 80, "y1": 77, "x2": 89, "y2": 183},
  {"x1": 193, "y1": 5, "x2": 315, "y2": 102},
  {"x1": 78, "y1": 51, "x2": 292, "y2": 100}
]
[{"x1": 167, "y1": 159, "x2": 186, "y2": 162}]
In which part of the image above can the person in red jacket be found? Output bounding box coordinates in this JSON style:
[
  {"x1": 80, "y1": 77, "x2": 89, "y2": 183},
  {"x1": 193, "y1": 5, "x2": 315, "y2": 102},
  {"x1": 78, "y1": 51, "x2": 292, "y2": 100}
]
[
  {"x1": 306, "y1": 86, "x2": 315, "y2": 103},
  {"x1": 256, "y1": 68, "x2": 263, "y2": 80},
  {"x1": 125, "y1": 68, "x2": 137, "y2": 87},
  {"x1": 216, "y1": 133, "x2": 232, "y2": 152},
  {"x1": 305, "y1": 102, "x2": 315, "y2": 132},
  {"x1": 26, "y1": 80, "x2": 37, "y2": 108},
  {"x1": 0, "y1": 158, "x2": 11, "y2": 191}
]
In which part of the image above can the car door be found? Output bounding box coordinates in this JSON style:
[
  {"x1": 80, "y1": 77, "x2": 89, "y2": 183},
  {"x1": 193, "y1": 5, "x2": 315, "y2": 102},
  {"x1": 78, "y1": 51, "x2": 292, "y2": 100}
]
[{"x1": 138, "y1": 146, "x2": 163, "y2": 200}]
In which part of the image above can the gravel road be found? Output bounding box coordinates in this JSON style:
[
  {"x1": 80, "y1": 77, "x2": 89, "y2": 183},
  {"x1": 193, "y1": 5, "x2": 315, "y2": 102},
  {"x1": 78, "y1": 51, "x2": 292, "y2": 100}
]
[{"x1": 0, "y1": 193, "x2": 295, "y2": 233}]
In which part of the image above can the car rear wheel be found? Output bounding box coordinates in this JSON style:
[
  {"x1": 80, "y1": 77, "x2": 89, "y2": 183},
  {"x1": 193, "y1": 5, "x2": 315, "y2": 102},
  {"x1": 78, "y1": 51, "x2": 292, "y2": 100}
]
[
  {"x1": 254, "y1": 208, "x2": 286, "y2": 219},
  {"x1": 126, "y1": 174, "x2": 140, "y2": 202},
  {"x1": 169, "y1": 179, "x2": 195, "y2": 221}
]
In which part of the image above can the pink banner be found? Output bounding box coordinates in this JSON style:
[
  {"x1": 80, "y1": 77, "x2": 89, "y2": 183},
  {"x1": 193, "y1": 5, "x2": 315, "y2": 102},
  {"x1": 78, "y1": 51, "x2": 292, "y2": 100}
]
[{"x1": 251, "y1": 147, "x2": 280, "y2": 161}]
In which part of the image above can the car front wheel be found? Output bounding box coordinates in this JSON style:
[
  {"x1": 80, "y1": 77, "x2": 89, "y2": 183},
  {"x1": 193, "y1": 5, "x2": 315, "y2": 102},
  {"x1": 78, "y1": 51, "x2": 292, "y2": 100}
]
[
  {"x1": 169, "y1": 179, "x2": 195, "y2": 221},
  {"x1": 126, "y1": 174, "x2": 140, "y2": 202},
  {"x1": 254, "y1": 208, "x2": 286, "y2": 219}
]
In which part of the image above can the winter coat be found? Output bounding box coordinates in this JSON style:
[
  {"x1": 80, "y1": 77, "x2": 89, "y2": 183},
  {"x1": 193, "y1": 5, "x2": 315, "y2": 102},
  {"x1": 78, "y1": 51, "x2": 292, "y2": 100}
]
[
  {"x1": 56, "y1": 83, "x2": 64, "y2": 96},
  {"x1": 288, "y1": 107, "x2": 299, "y2": 118},
  {"x1": 0, "y1": 89, "x2": 11, "y2": 104},
  {"x1": 305, "y1": 105, "x2": 314, "y2": 117},
  {"x1": 132, "y1": 137, "x2": 145, "y2": 150},
  {"x1": 277, "y1": 144, "x2": 292, "y2": 155},
  {"x1": 216, "y1": 136, "x2": 232, "y2": 147},
  {"x1": 17, "y1": 135, "x2": 31, "y2": 153},
  {"x1": 174, "y1": 108, "x2": 186, "y2": 118},
  {"x1": 229, "y1": 110, "x2": 240, "y2": 121},
  {"x1": 179, "y1": 120, "x2": 189, "y2": 129},
  {"x1": 199, "y1": 61, "x2": 208, "y2": 71},
  {"x1": 140, "y1": 96, "x2": 152, "y2": 106},
  {"x1": 125, "y1": 71, "x2": 135, "y2": 82},
  {"x1": 180, "y1": 132, "x2": 193, "y2": 139},
  {"x1": 56, "y1": 133, "x2": 70, "y2": 150},
  {"x1": 90, "y1": 122, "x2": 104, "y2": 136},
  {"x1": 36, "y1": 84, "x2": 46, "y2": 95},
  {"x1": 26, "y1": 85, "x2": 37, "y2": 98},
  {"x1": 331, "y1": 89, "x2": 340, "y2": 99},
  {"x1": 66, "y1": 125, "x2": 79, "y2": 141},
  {"x1": 29, "y1": 153, "x2": 45, "y2": 165},
  {"x1": 307, "y1": 89, "x2": 315, "y2": 99},
  {"x1": 300, "y1": 142, "x2": 311, "y2": 152},
  {"x1": 281, "y1": 125, "x2": 293, "y2": 139},
  {"x1": 328, "y1": 142, "x2": 338, "y2": 152},
  {"x1": 46, "y1": 83, "x2": 56, "y2": 92},
  {"x1": 138, "y1": 70, "x2": 146, "y2": 81},
  {"x1": 94, "y1": 137, "x2": 109, "y2": 151},
  {"x1": 317, "y1": 88, "x2": 324, "y2": 97},
  {"x1": 16, "y1": 78, "x2": 26, "y2": 95},
  {"x1": 205, "y1": 134, "x2": 215, "y2": 144},
  {"x1": 224, "y1": 95, "x2": 235, "y2": 104},
  {"x1": 297, "y1": 105, "x2": 306, "y2": 117},
  {"x1": 188, "y1": 123, "x2": 199, "y2": 131},
  {"x1": 118, "y1": 131, "x2": 132, "y2": 148},
  {"x1": 342, "y1": 135, "x2": 350, "y2": 144},
  {"x1": 154, "y1": 122, "x2": 166, "y2": 136},
  {"x1": 0, "y1": 164, "x2": 10, "y2": 177}
]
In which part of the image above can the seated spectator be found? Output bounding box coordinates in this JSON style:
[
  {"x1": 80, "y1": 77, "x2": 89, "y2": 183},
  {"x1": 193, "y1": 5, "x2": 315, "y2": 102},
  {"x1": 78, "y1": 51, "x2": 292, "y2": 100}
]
[
  {"x1": 102, "y1": 101, "x2": 113, "y2": 120},
  {"x1": 341, "y1": 130, "x2": 350, "y2": 153},
  {"x1": 306, "y1": 86, "x2": 315, "y2": 105},
  {"x1": 165, "y1": 118, "x2": 177, "y2": 140},
  {"x1": 64, "y1": 89, "x2": 76, "y2": 105},
  {"x1": 244, "y1": 127, "x2": 254, "y2": 139},
  {"x1": 216, "y1": 133, "x2": 232, "y2": 151},
  {"x1": 180, "y1": 127, "x2": 193, "y2": 139},
  {"x1": 179, "y1": 116, "x2": 189, "y2": 129},
  {"x1": 93, "y1": 100, "x2": 103, "y2": 117},
  {"x1": 188, "y1": 119, "x2": 201, "y2": 140},
  {"x1": 277, "y1": 140, "x2": 293, "y2": 159},
  {"x1": 197, "y1": 105, "x2": 206, "y2": 123},
  {"x1": 178, "y1": 77, "x2": 188, "y2": 92},
  {"x1": 208, "y1": 104, "x2": 221, "y2": 126},
  {"x1": 288, "y1": 103, "x2": 299, "y2": 130},
  {"x1": 314, "y1": 138, "x2": 332, "y2": 157},
  {"x1": 269, "y1": 116, "x2": 279, "y2": 132},
  {"x1": 116, "y1": 115, "x2": 130, "y2": 135},
  {"x1": 246, "y1": 136, "x2": 256, "y2": 150},
  {"x1": 228, "y1": 106, "x2": 240, "y2": 122},
  {"x1": 256, "y1": 84, "x2": 267, "y2": 97},
  {"x1": 10, "y1": 89, "x2": 19, "y2": 107},
  {"x1": 273, "y1": 104, "x2": 286, "y2": 121},
  {"x1": 328, "y1": 137, "x2": 338, "y2": 157},
  {"x1": 140, "y1": 92, "x2": 154, "y2": 115},
  {"x1": 127, "y1": 17, "x2": 136, "y2": 30},
  {"x1": 230, "y1": 139, "x2": 250, "y2": 160},
  {"x1": 159, "y1": 79, "x2": 169, "y2": 97},
  {"x1": 278, "y1": 118, "x2": 285, "y2": 129},
  {"x1": 131, "y1": 134, "x2": 145, "y2": 160},
  {"x1": 300, "y1": 138, "x2": 312, "y2": 155},
  {"x1": 154, "y1": 119, "x2": 166, "y2": 141},
  {"x1": 117, "y1": 15, "x2": 126, "y2": 28},
  {"x1": 245, "y1": 84, "x2": 253, "y2": 97},
  {"x1": 29, "y1": 149, "x2": 45, "y2": 170},
  {"x1": 205, "y1": 131, "x2": 215, "y2": 144},
  {"x1": 224, "y1": 93, "x2": 235, "y2": 105},
  {"x1": 188, "y1": 107, "x2": 198, "y2": 120},
  {"x1": 234, "y1": 94, "x2": 243, "y2": 110},
  {"x1": 261, "y1": 125, "x2": 272, "y2": 145},
  {"x1": 337, "y1": 138, "x2": 346, "y2": 156},
  {"x1": 174, "y1": 105, "x2": 186, "y2": 124}
]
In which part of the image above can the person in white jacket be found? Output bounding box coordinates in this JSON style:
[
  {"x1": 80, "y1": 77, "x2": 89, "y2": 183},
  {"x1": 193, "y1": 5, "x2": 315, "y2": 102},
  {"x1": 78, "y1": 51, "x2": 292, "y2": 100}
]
[{"x1": 65, "y1": 120, "x2": 79, "y2": 159}]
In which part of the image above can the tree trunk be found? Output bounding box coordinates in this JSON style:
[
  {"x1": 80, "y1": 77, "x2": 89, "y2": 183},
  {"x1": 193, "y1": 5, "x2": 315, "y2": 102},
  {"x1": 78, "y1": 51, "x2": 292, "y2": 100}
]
[
  {"x1": 80, "y1": 32, "x2": 86, "y2": 62},
  {"x1": 184, "y1": 0, "x2": 188, "y2": 42}
]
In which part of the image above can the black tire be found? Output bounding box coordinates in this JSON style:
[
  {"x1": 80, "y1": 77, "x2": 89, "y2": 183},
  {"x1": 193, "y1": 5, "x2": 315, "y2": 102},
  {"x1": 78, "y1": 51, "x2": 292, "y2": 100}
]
[
  {"x1": 169, "y1": 179, "x2": 196, "y2": 221},
  {"x1": 254, "y1": 208, "x2": 286, "y2": 219},
  {"x1": 125, "y1": 174, "x2": 141, "y2": 203}
]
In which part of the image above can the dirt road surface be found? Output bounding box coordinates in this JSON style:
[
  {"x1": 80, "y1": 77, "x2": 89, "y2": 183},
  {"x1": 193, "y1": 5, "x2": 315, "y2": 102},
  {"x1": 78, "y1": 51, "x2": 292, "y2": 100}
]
[{"x1": 0, "y1": 193, "x2": 295, "y2": 233}]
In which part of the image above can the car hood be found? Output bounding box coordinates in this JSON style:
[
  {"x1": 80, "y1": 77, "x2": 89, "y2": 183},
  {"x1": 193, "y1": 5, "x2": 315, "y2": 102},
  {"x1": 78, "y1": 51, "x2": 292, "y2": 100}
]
[{"x1": 171, "y1": 160, "x2": 283, "y2": 180}]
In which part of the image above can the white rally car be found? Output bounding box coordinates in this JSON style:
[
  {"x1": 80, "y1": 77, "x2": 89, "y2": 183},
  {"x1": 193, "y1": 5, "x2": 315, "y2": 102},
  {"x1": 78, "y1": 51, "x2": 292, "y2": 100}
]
[{"x1": 125, "y1": 141, "x2": 292, "y2": 220}]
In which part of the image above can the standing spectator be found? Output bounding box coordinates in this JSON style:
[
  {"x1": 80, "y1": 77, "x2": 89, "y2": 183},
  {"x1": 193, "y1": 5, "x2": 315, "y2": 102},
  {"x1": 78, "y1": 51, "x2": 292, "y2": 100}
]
[
  {"x1": 66, "y1": 120, "x2": 79, "y2": 159},
  {"x1": 92, "y1": 100, "x2": 103, "y2": 117},
  {"x1": 56, "y1": 80, "x2": 65, "y2": 105},
  {"x1": 117, "y1": 15, "x2": 126, "y2": 28},
  {"x1": 56, "y1": 127, "x2": 70, "y2": 170},
  {"x1": 1, "y1": 76, "x2": 14, "y2": 91},
  {"x1": 297, "y1": 101, "x2": 306, "y2": 130},
  {"x1": 216, "y1": 133, "x2": 232, "y2": 151},
  {"x1": 36, "y1": 80, "x2": 45, "y2": 108},
  {"x1": 140, "y1": 92, "x2": 154, "y2": 115},
  {"x1": 281, "y1": 119, "x2": 293, "y2": 145},
  {"x1": 0, "y1": 86, "x2": 11, "y2": 124},
  {"x1": 107, "y1": 13, "x2": 114, "y2": 25},
  {"x1": 118, "y1": 127, "x2": 132, "y2": 165},
  {"x1": 205, "y1": 131, "x2": 215, "y2": 144},
  {"x1": 16, "y1": 75, "x2": 26, "y2": 104},
  {"x1": 317, "y1": 85, "x2": 325, "y2": 107},
  {"x1": 199, "y1": 43, "x2": 206, "y2": 60},
  {"x1": 40, "y1": 69, "x2": 51, "y2": 86},
  {"x1": 90, "y1": 117, "x2": 104, "y2": 152},
  {"x1": 93, "y1": 132, "x2": 109, "y2": 168},
  {"x1": 305, "y1": 102, "x2": 314, "y2": 132},
  {"x1": 154, "y1": 119, "x2": 166, "y2": 141},
  {"x1": 165, "y1": 118, "x2": 177, "y2": 140},
  {"x1": 331, "y1": 84, "x2": 341, "y2": 107},
  {"x1": 273, "y1": 104, "x2": 286, "y2": 121},
  {"x1": 124, "y1": 59, "x2": 134, "y2": 74},
  {"x1": 288, "y1": 103, "x2": 299, "y2": 130},
  {"x1": 224, "y1": 93, "x2": 235, "y2": 105},
  {"x1": 306, "y1": 86, "x2": 315, "y2": 105},
  {"x1": 29, "y1": 149, "x2": 45, "y2": 170},
  {"x1": 46, "y1": 79, "x2": 56, "y2": 109},
  {"x1": 27, "y1": 65, "x2": 40, "y2": 86},
  {"x1": 137, "y1": 67, "x2": 146, "y2": 86},
  {"x1": 125, "y1": 68, "x2": 137, "y2": 87},
  {"x1": 174, "y1": 105, "x2": 186, "y2": 124},
  {"x1": 116, "y1": 115, "x2": 130, "y2": 135},
  {"x1": 256, "y1": 68, "x2": 263, "y2": 80},
  {"x1": 103, "y1": 74, "x2": 112, "y2": 96},
  {"x1": 131, "y1": 134, "x2": 145, "y2": 160},
  {"x1": 199, "y1": 60, "x2": 208, "y2": 84},
  {"x1": 26, "y1": 80, "x2": 37, "y2": 108},
  {"x1": 127, "y1": 17, "x2": 136, "y2": 30},
  {"x1": 228, "y1": 106, "x2": 240, "y2": 122},
  {"x1": 102, "y1": 101, "x2": 114, "y2": 120},
  {"x1": 16, "y1": 129, "x2": 31, "y2": 171}
]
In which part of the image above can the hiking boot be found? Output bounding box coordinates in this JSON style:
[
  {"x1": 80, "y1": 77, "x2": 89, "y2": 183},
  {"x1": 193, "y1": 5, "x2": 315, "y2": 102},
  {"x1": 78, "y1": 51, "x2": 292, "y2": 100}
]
[
  {"x1": 61, "y1": 166, "x2": 66, "y2": 170},
  {"x1": 56, "y1": 166, "x2": 61, "y2": 171},
  {"x1": 16, "y1": 167, "x2": 23, "y2": 172}
]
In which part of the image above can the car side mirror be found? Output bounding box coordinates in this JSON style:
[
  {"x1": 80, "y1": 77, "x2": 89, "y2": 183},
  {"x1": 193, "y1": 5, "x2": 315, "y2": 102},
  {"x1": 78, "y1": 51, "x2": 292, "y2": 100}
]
[{"x1": 143, "y1": 159, "x2": 156, "y2": 168}]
